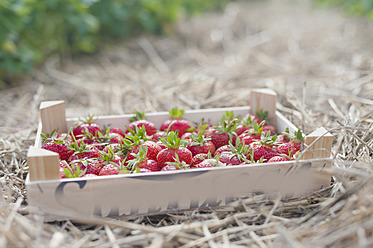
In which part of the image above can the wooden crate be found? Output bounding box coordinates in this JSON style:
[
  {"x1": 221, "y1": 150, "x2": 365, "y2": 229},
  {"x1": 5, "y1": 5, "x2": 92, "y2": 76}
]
[{"x1": 26, "y1": 89, "x2": 334, "y2": 220}]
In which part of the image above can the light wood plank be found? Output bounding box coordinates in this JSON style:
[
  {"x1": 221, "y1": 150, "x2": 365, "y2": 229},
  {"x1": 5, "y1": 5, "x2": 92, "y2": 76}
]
[
  {"x1": 303, "y1": 127, "x2": 334, "y2": 159},
  {"x1": 40, "y1": 100, "x2": 67, "y2": 134},
  {"x1": 249, "y1": 88, "x2": 277, "y2": 126},
  {"x1": 27, "y1": 146, "x2": 61, "y2": 181}
]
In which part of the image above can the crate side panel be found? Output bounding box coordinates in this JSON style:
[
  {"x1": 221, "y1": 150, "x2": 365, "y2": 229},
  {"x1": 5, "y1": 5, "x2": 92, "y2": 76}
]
[{"x1": 27, "y1": 159, "x2": 331, "y2": 219}]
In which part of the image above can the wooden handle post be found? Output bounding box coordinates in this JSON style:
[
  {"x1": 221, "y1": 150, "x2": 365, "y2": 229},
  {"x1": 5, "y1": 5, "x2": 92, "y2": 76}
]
[
  {"x1": 249, "y1": 88, "x2": 277, "y2": 127},
  {"x1": 40, "y1": 100, "x2": 67, "y2": 134},
  {"x1": 27, "y1": 147, "x2": 61, "y2": 181},
  {"x1": 303, "y1": 127, "x2": 334, "y2": 159}
]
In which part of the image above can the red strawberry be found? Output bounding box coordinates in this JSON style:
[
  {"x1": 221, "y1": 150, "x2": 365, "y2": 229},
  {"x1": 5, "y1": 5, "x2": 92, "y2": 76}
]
[
  {"x1": 56, "y1": 133, "x2": 73, "y2": 142},
  {"x1": 195, "y1": 160, "x2": 214, "y2": 168},
  {"x1": 250, "y1": 134, "x2": 278, "y2": 162},
  {"x1": 127, "y1": 146, "x2": 160, "y2": 172},
  {"x1": 235, "y1": 115, "x2": 255, "y2": 136},
  {"x1": 160, "y1": 107, "x2": 193, "y2": 137},
  {"x1": 186, "y1": 133, "x2": 216, "y2": 156},
  {"x1": 72, "y1": 115, "x2": 102, "y2": 138},
  {"x1": 67, "y1": 143, "x2": 101, "y2": 163},
  {"x1": 85, "y1": 159, "x2": 103, "y2": 175},
  {"x1": 128, "y1": 140, "x2": 161, "y2": 161},
  {"x1": 195, "y1": 158, "x2": 225, "y2": 168},
  {"x1": 268, "y1": 155, "x2": 290, "y2": 163},
  {"x1": 217, "y1": 139, "x2": 251, "y2": 165},
  {"x1": 99, "y1": 164, "x2": 119, "y2": 176},
  {"x1": 140, "y1": 160, "x2": 160, "y2": 172},
  {"x1": 276, "y1": 129, "x2": 304, "y2": 155},
  {"x1": 263, "y1": 124, "x2": 277, "y2": 136},
  {"x1": 206, "y1": 116, "x2": 238, "y2": 149},
  {"x1": 161, "y1": 164, "x2": 178, "y2": 171},
  {"x1": 126, "y1": 120, "x2": 157, "y2": 136},
  {"x1": 156, "y1": 131, "x2": 192, "y2": 168},
  {"x1": 41, "y1": 131, "x2": 74, "y2": 161},
  {"x1": 237, "y1": 121, "x2": 265, "y2": 146},
  {"x1": 99, "y1": 160, "x2": 129, "y2": 176},
  {"x1": 152, "y1": 131, "x2": 167, "y2": 141},
  {"x1": 214, "y1": 144, "x2": 232, "y2": 156},
  {"x1": 60, "y1": 168, "x2": 66, "y2": 179},
  {"x1": 110, "y1": 127, "x2": 125, "y2": 137},
  {"x1": 125, "y1": 111, "x2": 157, "y2": 136},
  {"x1": 83, "y1": 174, "x2": 98, "y2": 178},
  {"x1": 156, "y1": 140, "x2": 167, "y2": 150},
  {"x1": 191, "y1": 153, "x2": 209, "y2": 167},
  {"x1": 181, "y1": 132, "x2": 193, "y2": 140},
  {"x1": 218, "y1": 152, "x2": 243, "y2": 165}
]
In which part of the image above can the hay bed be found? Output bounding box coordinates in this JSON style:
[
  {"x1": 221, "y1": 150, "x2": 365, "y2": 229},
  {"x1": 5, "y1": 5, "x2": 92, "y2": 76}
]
[{"x1": 0, "y1": 0, "x2": 373, "y2": 247}]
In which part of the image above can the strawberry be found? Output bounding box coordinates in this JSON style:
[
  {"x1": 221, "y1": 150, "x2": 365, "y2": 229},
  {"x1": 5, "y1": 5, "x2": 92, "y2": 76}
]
[
  {"x1": 99, "y1": 164, "x2": 119, "y2": 176},
  {"x1": 186, "y1": 133, "x2": 216, "y2": 156},
  {"x1": 160, "y1": 107, "x2": 193, "y2": 137},
  {"x1": 214, "y1": 145, "x2": 231, "y2": 156},
  {"x1": 152, "y1": 131, "x2": 167, "y2": 141},
  {"x1": 190, "y1": 151, "x2": 216, "y2": 168},
  {"x1": 67, "y1": 137, "x2": 101, "y2": 163},
  {"x1": 156, "y1": 131, "x2": 192, "y2": 168},
  {"x1": 237, "y1": 121, "x2": 264, "y2": 146},
  {"x1": 217, "y1": 139, "x2": 250, "y2": 166},
  {"x1": 83, "y1": 174, "x2": 98, "y2": 178},
  {"x1": 127, "y1": 146, "x2": 161, "y2": 172},
  {"x1": 268, "y1": 155, "x2": 290, "y2": 163},
  {"x1": 235, "y1": 115, "x2": 255, "y2": 136},
  {"x1": 180, "y1": 132, "x2": 193, "y2": 140},
  {"x1": 156, "y1": 140, "x2": 167, "y2": 150},
  {"x1": 72, "y1": 115, "x2": 102, "y2": 138},
  {"x1": 276, "y1": 129, "x2": 304, "y2": 155},
  {"x1": 62, "y1": 161, "x2": 87, "y2": 178},
  {"x1": 41, "y1": 130, "x2": 74, "y2": 161},
  {"x1": 262, "y1": 124, "x2": 277, "y2": 136},
  {"x1": 99, "y1": 146, "x2": 125, "y2": 169},
  {"x1": 125, "y1": 111, "x2": 157, "y2": 136},
  {"x1": 250, "y1": 133, "x2": 279, "y2": 162},
  {"x1": 190, "y1": 153, "x2": 209, "y2": 167},
  {"x1": 161, "y1": 153, "x2": 190, "y2": 171},
  {"x1": 85, "y1": 159, "x2": 103, "y2": 175},
  {"x1": 99, "y1": 160, "x2": 129, "y2": 176},
  {"x1": 129, "y1": 140, "x2": 162, "y2": 161},
  {"x1": 109, "y1": 127, "x2": 125, "y2": 137},
  {"x1": 195, "y1": 158, "x2": 225, "y2": 168},
  {"x1": 56, "y1": 133, "x2": 73, "y2": 143},
  {"x1": 161, "y1": 164, "x2": 178, "y2": 171},
  {"x1": 69, "y1": 158, "x2": 102, "y2": 176},
  {"x1": 206, "y1": 115, "x2": 238, "y2": 149}
]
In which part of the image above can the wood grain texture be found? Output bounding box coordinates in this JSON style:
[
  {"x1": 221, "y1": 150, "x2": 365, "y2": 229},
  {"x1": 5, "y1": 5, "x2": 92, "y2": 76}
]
[
  {"x1": 249, "y1": 88, "x2": 277, "y2": 127},
  {"x1": 40, "y1": 100, "x2": 67, "y2": 134},
  {"x1": 27, "y1": 147, "x2": 60, "y2": 181},
  {"x1": 303, "y1": 127, "x2": 334, "y2": 159}
]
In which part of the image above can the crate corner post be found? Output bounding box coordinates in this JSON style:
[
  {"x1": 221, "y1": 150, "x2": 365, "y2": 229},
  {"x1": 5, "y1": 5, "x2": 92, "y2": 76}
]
[
  {"x1": 303, "y1": 127, "x2": 334, "y2": 160},
  {"x1": 249, "y1": 88, "x2": 277, "y2": 126},
  {"x1": 27, "y1": 146, "x2": 61, "y2": 181},
  {"x1": 40, "y1": 100, "x2": 67, "y2": 134}
]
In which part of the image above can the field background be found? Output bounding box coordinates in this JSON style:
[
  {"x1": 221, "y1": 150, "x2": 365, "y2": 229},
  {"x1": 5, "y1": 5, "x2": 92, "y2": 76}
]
[{"x1": 0, "y1": 0, "x2": 373, "y2": 247}]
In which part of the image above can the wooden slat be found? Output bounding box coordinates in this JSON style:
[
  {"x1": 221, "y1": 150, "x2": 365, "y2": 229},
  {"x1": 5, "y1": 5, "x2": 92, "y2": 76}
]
[
  {"x1": 27, "y1": 147, "x2": 60, "y2": 181},
  {"x1": 249, "y1": 88, "x2": 277, "y2": 127},
  {"x1": 40, "y1": 100, "x2": 67, "y2": 134},
  {"x1": 303, "y1": 127, "x2": 334, "y2": 159}
]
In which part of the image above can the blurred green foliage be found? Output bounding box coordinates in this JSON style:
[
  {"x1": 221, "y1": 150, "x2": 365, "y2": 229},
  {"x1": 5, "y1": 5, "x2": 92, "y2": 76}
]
[
  {"x1": 314, "y1": 0, "x2": 373, "y2": 19},
  {"x1": 0, "y1": 0, "x2": 234, "y2": 87}
]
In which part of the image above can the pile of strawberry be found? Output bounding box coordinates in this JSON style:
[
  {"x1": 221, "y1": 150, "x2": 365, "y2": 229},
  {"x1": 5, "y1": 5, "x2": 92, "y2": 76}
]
[{"x1": 41, "y1": 108, "x2": 304, "y2": 179}]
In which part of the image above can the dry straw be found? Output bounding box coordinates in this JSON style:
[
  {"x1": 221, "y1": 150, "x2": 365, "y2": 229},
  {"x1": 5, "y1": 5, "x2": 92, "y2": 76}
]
[{"x1": 1, "y1": 0, "x2": 373, "y2": 247}]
